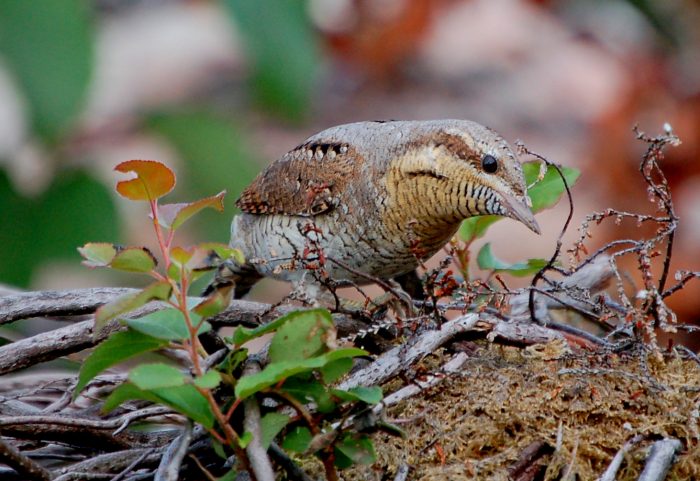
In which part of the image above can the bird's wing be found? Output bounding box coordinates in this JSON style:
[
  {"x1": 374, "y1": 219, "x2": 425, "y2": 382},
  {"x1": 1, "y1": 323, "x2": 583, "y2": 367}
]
[{"x1": 236, "y1": 140, "x2": 364, "y2": 216}]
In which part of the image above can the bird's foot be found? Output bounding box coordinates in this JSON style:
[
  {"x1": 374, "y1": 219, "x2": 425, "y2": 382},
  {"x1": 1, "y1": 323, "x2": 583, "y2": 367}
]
[{"x1": 339, "y1": 281, "x2": 418, "y2": 319}]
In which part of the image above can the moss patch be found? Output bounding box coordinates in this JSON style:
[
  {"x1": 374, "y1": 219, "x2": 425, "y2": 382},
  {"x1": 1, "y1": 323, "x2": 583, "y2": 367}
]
[{"x1": 334, "y1": 343, "x2": 700, "y2": 480}]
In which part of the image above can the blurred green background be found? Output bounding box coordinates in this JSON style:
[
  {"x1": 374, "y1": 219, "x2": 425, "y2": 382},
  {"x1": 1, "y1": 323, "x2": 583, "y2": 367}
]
[{"x1": 0, "y1": 0, "x2": 699, "y2": 322}]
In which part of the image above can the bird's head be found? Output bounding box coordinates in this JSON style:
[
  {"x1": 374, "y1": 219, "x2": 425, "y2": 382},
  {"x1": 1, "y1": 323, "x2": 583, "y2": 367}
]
[{"x1": 391, "y1": 120, "x2": 540, "y2": 235}]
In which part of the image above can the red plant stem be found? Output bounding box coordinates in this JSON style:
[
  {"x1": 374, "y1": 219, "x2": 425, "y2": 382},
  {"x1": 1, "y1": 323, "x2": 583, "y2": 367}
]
[
  {"x1": 198, "y1": 387, "x2": 254, "y2": 478},
  {"x1": 149, "y1": 270, "x2": 169, "y2": 284},
  {"x1": 149, "y1": 199, "x2": 171, "y2": 270},
  {"x1": 144, "y1": 193, "x2": 254, "y2": 475},
  {"x1": 225, "y1": 398, "x2": 242, "y2": 422},
  {"x1": 273, "y1": 389, "x2": 339, "y2": 481},
  {"x1": 207, "y1": 427, "x2": 227, "y2": 445},
  {"x1": 177, "y1": 272, "x2": 204, "y2": 376},
  {"x1": 165, "y1": 228, "x2": 176, "y2": 253}
]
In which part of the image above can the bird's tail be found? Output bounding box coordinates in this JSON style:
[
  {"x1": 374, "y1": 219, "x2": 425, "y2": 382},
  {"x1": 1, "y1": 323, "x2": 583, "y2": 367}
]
[{"x1": 203, "y1": 259, "x2": 262, "y2": 299}]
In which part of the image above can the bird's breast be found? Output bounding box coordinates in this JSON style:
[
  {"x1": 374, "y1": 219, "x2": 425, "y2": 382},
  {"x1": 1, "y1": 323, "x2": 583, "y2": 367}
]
[{"x1": 229, "y1": 206, "x2": 438, "y2": 284}]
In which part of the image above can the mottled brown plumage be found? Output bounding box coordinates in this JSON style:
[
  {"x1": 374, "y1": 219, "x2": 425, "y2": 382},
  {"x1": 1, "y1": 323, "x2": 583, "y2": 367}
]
[
  {"x1": 237, "y1": 141, "x2": 360, "y2": 216},
  {"x1": 225, "y1": 120, "x2": 540, "y2": 298}
]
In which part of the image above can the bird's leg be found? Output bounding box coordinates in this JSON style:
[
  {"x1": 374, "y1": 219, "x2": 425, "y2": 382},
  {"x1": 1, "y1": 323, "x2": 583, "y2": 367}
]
[
  {"x1": 289, "y1": 272, "x2": 327, "y2": 307},
  {"x1": 363, "y1": 279, "x2": 418, "y2": 318},
  {"x1": 290, "y1": 272, "x2": 417, "y2": 320},
  {"x1": 323, "y1": 279, "x2": 417, "y2": 320},
  {"x1": 393, "y1": 269, "x2": 426, "y2": 300}
]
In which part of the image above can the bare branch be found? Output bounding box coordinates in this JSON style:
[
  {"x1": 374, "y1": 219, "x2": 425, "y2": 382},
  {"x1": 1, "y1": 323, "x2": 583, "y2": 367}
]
[
  {"x1": 268, "y1": 443, "x2": 315, "y2": 481},
  {"x1": 637, "y1": 438, "x2": 682, "y2": 481},
  {"x1": 243, "y1": 360, "x2": 275, "y2": 481},
  {"x1": 0, "y1": 289, "x2": 361, "y2": 374},
  {"x1": 0, "y1": 288, "x2": 137, "y2": 325},
  {"x1": 0, "y1": 437, "x2": 52, "y2": 481},
  {"x1": 597, "y1": 434, "x2": 645, "y2": 481},
  {"x1": 338, "y1": 314, "x2": 479, "y2": 390},
  {"x1": 154, "y1": 422, "x2": 193, "y2": 481},
  {"x1": 372, "y1": 352, "x2": 468, "y2": 415},
  {"x1": 52, "y1": 448, "x2": 163, "y2": 479},
  {"x1": 111, "y1": 448, "x2": 155, "y2": 481},
  {"x1": 0, "y1": 406, "x2": 174, "y2": 432},
  {"x1": 393, "y1": 463, "x2": 410, "y2": 481}
]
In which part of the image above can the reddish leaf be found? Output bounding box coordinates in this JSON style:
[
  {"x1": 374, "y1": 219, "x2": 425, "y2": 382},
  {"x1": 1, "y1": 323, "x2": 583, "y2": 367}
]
[
  {"x1": 115, "y1": 160, "x2": 175, "y2": 201},
  {"x1": 170, "y1": 246, "x2": 195, "y2": 267},
  {"x1": 78, "y1": 242, "x2": 117, "y2": 268},
  {"x1": 158, "y1": 191, "x2": 226, "y2": 230},
  {"x1": 193, "y1": 284, "x2": 233, "y2": 318}
]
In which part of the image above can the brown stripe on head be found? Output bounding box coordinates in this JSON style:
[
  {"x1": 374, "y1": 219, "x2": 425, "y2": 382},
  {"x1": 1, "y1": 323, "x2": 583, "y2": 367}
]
[{"x1": 399, "y1": 131, "x2": 483, "y2": 168}]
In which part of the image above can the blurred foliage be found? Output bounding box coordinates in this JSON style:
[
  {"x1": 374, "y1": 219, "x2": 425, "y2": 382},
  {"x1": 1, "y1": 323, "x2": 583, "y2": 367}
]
[
  {"x1": 0, "y1": 169, "x2": 119, "y2": 287},
  {"x1": 0, "y1": 1, "x2": 316, "y2": 287},
  {"x1": 0, "y1": 0, "x2": 93, "y2": 142},
  {"x1": 222, "y1": 0, "x2": 321, "y2": 121},
  {"x1": 625, "y1": 0, "x2": 680, "y2": 46},
  {"x1": 147, "y1": 110, "x2": 259, "y2": 242}
]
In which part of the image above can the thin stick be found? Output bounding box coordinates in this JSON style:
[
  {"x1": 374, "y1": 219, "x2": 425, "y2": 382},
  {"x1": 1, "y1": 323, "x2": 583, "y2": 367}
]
[{"x1": 596, "y1": 434, "x2": 644, "y2": 481}]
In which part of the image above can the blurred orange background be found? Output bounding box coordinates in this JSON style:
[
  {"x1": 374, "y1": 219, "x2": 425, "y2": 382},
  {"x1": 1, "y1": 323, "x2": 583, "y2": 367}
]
[{"x1": 0, "y1": 0, "x2": 698, "y2": 325}]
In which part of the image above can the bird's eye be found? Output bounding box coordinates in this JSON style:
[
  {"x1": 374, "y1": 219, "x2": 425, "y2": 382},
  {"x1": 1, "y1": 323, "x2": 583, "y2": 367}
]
[{"x1": 481, "y1": 154, "x2": 498, "y2": 173}]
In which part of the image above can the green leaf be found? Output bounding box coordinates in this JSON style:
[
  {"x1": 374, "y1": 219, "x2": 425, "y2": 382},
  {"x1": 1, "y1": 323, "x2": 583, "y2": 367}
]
[
  {"x1": 331, "y1": 386, "x2": 383, "y2": 405},
  {"x1": 235, "y1": 348, "x2": 366, "y2": 400},
  {"x1": 334, "y1": 434, "x2": 376, "y2": 468},
  {"x1": 103, "y1": 382, "x2": 215, "y2": 428},
  {"x1": 115, "y1": 160, "x2": 176, "y2": 201},
  {"x1": 125, "y1": 308, "x2": 209, "y2": 341},
  {"x1": 522, "y1": 162, "x2": 580, "y2": 213},
  {"x1": 75, "y1": 329, "x2": 168, "y2": 396},
  {"x1": 78, "y1": 244, "x2": 157, "y2": 273},
  {"x1": 231, "y1": 308, "x2": 320, "y2": 346},
  {"x1": 197, "y1": 243, "x2": 246, "y2": 265},
  {"x1": 458, "y1": 215, "x2": 500, "y2": 242},
  {"x1": 320, "y1": 358, "x2": 353, "y2": 384},
  {"x1": 217, "y1": 470, "x2": 238, "y2": 481},
  {"x1": 268, "y1": 308, "x2": 334, "y2": 363},
  {"x1": 282, "y1": 377, "x2": 336, "y2": 413},
  {"x1": 238, "y1": 431, "x2": 253, "y2": 449},
  {"x1": 194, "y1": 370, "x2": 222, "y2": 389},
  {"x1": 0, "y1": 0, "x2": 93, "y2": 141},
  {"x1": 192, "y1": 288, "x2": 232, "y2": 319},
  {"x1": 94, "y1": 281, "x2": 172, "y2": 333},
  {"x1": 110, "y1": 247, "x2": 157, "y2": 273},
  {"x1": 78, "y1": 243, "x2": 117, "y2": 268},
  {"x1": 147, "y1": 110, "x2": 258, "y2": 241},
  {"x1": 222, "y1": 0, "x2": 320, "y2": 120},
  {"x1": 0, "y1": 169, "x2": 119, "y2": 288},
  {"x1": 219, "y1": 348, "x2": 249, "y2": 377},
  {"x1": 282, "y1": 426, "x2": 312, "y2": 453},
  {"x1": 476, "y1": 243, "x2": 549, "y2": 277},
  {"x1": 212, "y1": 441, "x2": 227, "y2": 460},
  {"x1": 129, "y1": 363, "x2": 186, "y2": 390},
  {"x1": 156, "y1": 385, "x2": 214, "y2": 428},
  {"x1": 260, "y1": 413, "x2": 289, "y2": 449},
  {"x1": 158, "y1": 191, "x2": 226, "y2": 231},
  {"x1": 102, "y1": 382, "x2": 161, "y2": 412}
]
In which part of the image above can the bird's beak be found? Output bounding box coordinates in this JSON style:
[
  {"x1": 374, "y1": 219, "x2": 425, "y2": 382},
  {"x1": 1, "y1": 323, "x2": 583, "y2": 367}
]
[{"x1": 500, "y1": 192, "x2": 541, "y2": 234}]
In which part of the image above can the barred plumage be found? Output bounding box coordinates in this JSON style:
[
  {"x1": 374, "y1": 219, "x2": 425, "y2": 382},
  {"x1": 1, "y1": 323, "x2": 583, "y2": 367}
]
[{"x1": 224, "y1": 120, "x2": 540, "y2": 298}]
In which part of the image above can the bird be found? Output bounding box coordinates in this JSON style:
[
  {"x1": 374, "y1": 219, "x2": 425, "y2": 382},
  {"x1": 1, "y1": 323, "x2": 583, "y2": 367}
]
[{"x1": 218, "y1": 120, "x2": 540, "y2": 300}]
